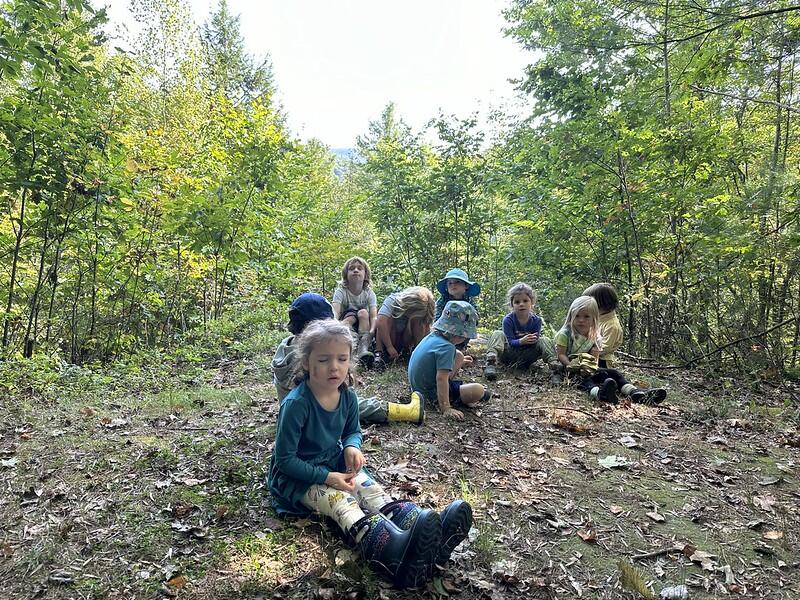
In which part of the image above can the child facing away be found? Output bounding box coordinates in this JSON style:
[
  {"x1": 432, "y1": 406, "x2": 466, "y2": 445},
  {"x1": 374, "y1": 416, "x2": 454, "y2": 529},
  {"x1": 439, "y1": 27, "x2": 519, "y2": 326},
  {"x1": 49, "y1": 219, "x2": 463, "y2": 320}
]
[
  {"x1": 267, "y1": 319, "x2": 474, "y2": 588},
  {"x1": 553, "y1": 296, "x2": 666, "y2": 404},
  {"x1": 272, "y1": 293, "x2": 423, "y2": 424},
  {"x1": 434, "y1": 268, "x2": 480, "y2": 321},
  {"x1": 408, "y1": 301, "x2": 490, "y2": 421},
  {"x1": 582, "y1": 282, "x2": 623, "y2": 368},
  {"x1": 374, "y1": 286, "x2": 435, "y2": 370},
  {"x1": 484, "y1": 283, "x2": 558, "y2": 381},
  {"x1": 332, "y1": 257, "x2": 378, "y2": 365}
]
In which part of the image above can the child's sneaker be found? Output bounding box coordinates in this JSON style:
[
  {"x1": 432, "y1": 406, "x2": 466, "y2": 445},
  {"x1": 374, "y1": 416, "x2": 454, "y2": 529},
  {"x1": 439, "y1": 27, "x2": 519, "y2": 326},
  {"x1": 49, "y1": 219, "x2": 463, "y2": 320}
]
[
  {"x1": 598, "y1": 378, "x2": 618, "y2": 402},
  {"x1": 373, "y1": 352, "x2": 387, "y2": 371},
  {"x1": 484, "y1": 357, "x2": 497, "y2": 381},
  {"x1": 630, "y1": 388, "x2": 667, "y2": 405}
]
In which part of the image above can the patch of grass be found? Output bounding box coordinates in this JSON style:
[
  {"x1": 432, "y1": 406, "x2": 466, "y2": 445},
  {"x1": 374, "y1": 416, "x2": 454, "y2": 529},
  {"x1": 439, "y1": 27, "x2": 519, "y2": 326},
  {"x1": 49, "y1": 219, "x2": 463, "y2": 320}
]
[
  {"x1": 473, "y1": 524, "x2": 499, "y2": 566},
  {"x1": 228, "y1": 529, "x2": 302, "y2": 581}
]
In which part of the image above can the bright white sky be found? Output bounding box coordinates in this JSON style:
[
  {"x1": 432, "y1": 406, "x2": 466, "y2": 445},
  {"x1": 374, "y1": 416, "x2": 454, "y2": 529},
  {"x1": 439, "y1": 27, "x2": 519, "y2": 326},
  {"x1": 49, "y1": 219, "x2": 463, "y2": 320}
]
[{"x1": 104, "y1": 0, "x2": 533, "y2": 149}]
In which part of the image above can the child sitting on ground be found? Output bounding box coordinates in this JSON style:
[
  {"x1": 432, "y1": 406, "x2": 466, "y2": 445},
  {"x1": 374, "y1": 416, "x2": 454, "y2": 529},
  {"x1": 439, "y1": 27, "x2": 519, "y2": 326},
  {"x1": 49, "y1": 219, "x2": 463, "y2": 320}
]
[
  {"x1": 554, "y1": 296, "x2": 665, "y2": 404},
  {"x1": 434, "y1": 268, "x2": 480, "y2": 321},
  {"x1": 267, "y1": 319, "x2": 473, "y2": 588},
  {"x1": 582, "y1": 282, "x2": 666, "y2": 401},
  {"x1": 408, "y1": 301, "x2": 489, "y2": 421},
  {"x1": 374, "y1": 286, "x2": 435, "y2": 370},
  {"x1": 484, "y1": 282, "x2": 557, "y2": 381},
  {"x1": 272, "y1": 293, "x2": 423, "y2": 424},
  {"x1": 582, "y1": 283, "x2": 623, "y2": 368},
  {"x1": 332, "y1": 256, "x2": 377, "y2": 365}
]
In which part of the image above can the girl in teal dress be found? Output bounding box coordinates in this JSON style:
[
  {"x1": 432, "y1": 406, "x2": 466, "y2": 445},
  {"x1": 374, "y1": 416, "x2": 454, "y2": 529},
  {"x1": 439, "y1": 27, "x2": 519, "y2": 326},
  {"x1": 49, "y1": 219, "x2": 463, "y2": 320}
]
[{"x1": 267, "y1": 319, "x2": 472, "y2": 587}]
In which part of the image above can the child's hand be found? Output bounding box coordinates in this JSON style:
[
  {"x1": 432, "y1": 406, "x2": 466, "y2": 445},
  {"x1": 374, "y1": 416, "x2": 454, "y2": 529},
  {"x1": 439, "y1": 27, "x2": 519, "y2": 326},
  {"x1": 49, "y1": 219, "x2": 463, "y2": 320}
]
[
  {"x1": 462, "y1": 355, "x2": 474, "y2": 366},
  {"x1": 442, "y1": 407, "x2": 464, "y2": 421},
  {"x1": 343, "y1": 446, "x2": 365, "y2": 474},
  {"x1": 521, "y1": 333, "x2": 539, "y2": 345},
  {"x1": 387, "y1": 348, "x2": 400, "y2": 360},
  {"x1": 325, "y1": 471, "x2": 356, "y2": 492}
]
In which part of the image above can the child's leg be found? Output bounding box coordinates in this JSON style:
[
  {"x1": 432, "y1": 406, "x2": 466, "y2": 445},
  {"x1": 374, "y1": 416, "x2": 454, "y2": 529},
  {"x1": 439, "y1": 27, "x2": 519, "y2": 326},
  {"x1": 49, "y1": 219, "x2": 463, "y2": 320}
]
[
  {"x1": 579, "y1": 371, "x2": 618, "y2": 402},
  {"x1": 341, "y1": 313, "x2": 358, "y2": 331},
  {"x1": 534, "y1": 336, "x2": 557, "y2": 364},
  {"x1": 302, "y1": 484, "x2": 367, "y2": 535},
  {"x1": 352, "y1": 470, "x2": 394, "y2": 513},
  {"x1": 356, "y1": 309, "x2": 371, "y2": 335},
  {"x1": 485, "y1": 330, "x2": 506, "y2": 363},
  {"x1": 458, "y1": 382, "x2": 487, "y2": 406}
]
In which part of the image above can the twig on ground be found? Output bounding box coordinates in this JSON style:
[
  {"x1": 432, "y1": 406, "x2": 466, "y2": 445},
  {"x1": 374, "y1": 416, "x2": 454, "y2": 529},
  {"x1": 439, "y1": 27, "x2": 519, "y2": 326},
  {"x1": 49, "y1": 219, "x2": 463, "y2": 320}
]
[
  {"x1": 481, "y1": 405, "x2": 599, "y2": 420},
  {"x1": 632, "y1": 547, "x2": 681, "y2": 560}
]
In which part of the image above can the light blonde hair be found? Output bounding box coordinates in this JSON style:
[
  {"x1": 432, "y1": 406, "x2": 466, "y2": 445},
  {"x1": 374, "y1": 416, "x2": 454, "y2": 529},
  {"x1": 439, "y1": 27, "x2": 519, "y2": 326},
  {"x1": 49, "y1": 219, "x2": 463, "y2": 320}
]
[
  {"x1": 292, "y1": 319, "x2": 357, "y2": 383},
  {"x1": 391, "y1": 286, "x2": 435, "y2": 325},
  {"x1": 340, "y1": 256, "x2": 372, "y2": 290},
  {"x1": 564, "y1": 295, "x2": 604, "y2": 350},
  {"x1": 506, "y1": 282, "x2": 536, "y2": 311}
]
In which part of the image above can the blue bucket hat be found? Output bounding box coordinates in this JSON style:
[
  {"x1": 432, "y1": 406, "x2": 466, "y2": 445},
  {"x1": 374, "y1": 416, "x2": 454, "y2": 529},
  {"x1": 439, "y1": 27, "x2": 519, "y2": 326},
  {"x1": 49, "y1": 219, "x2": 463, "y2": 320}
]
[
  {"x1": 436, "y1": 268, "x2": 481, "y2": 297},
  {"x1": 287, "y1": 293, "x2": 334, "y2": 334},
  {"x1": 433, "y1": 301, "x2": 478, "y2": 339}
]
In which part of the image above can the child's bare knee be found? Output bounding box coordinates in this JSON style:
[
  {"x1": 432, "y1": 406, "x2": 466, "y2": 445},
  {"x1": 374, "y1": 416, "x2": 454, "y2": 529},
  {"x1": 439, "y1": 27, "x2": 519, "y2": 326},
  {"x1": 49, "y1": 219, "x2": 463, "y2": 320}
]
[{"x1": 357, "y1": 308, "x2": 369, "y2": 319}]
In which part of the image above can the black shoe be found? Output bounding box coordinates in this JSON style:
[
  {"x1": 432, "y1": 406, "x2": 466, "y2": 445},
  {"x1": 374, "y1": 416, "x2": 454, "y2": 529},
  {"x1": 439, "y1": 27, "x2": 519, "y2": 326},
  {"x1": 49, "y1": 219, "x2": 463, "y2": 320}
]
[
  {"x1": 357, "y1": 510, "x2": 441, "y2": 588},
  {"x1": 373, "y1": 352, "x2": 386, "y2": 371},
  {"x1": 436, "y1": 500, "x2": 473, "y2": 566},
  {"x1": 484, "y1": 361, "x2": 497, "y2": 381},
  {"x1": 598, "y1": 378, "x2": 618, "y2": 402},
  {"x1": 630, "y1": 388, "x2": 667, "y2": 405}
]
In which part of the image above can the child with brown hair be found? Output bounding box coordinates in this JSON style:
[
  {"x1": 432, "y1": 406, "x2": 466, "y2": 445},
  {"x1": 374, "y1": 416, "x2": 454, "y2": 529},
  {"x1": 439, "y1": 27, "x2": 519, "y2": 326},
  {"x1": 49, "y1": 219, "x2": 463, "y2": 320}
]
[
  {"x1": 374, "y1": 286, "x2": 435, "y2": 370},
  {"x1": 268, "y1": 319, "x2": 473, "y2": 588},
  {"x1": 484, "y1": 282, "x2": 557, "y2": 381},
  {"x1": 332, "y1": 257, "x2": 377, "y2": 365}
]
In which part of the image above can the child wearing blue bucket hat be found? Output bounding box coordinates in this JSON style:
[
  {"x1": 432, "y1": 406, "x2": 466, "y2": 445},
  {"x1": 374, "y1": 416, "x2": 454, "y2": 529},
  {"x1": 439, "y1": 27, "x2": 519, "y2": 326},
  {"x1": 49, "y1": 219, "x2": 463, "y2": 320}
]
[
  {"x1": 434, "y1": 268, "x2": 481, "y2": 322},
  {"x1": 408, "y1": 301, "x2": 490, "y2": 421}
]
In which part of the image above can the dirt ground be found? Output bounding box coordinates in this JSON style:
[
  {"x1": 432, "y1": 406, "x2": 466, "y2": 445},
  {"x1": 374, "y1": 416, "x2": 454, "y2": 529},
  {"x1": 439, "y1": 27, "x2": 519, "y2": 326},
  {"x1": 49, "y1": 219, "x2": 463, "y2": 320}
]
[{"x1": 1, "y1": 345, "x2": 799, "y2": 599}]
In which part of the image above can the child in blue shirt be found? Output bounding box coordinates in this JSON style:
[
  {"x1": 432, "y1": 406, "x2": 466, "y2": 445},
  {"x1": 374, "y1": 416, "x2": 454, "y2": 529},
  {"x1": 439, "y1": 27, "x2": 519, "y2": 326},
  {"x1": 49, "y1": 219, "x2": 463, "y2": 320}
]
[
  {"x1": 434, "y1": 268, "x2": 480, "y2": 321},
  {"x1": 484, "y1": 283, "x2": 557, "y2": 380},
  {"x1": 408, "y1": 301, "x2": 489, "y2": 421}
]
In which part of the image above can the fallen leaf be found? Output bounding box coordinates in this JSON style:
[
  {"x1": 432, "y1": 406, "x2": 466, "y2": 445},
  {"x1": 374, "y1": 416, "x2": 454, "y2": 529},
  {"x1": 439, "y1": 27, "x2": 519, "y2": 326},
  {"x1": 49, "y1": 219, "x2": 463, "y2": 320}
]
[
  {"x1": 166, "y1": 575, "x2": 187, "y2": 588},
  {"x1": 688, "y1": 549, "x2": 717, "y2": 570},
  {"x1": 214, "y1": 505, "x2": 228, "y2": 520},
  {"x1": 618, "y1": 435, "x2": 639, "y2": 448},
  {"x1": 182, "y1": 478, "x2": 207, "y2": 487},
  {"x1": 758, "y1": 476, "x2": 782, "y2": 486},
  {"x1": 1, "y1": 457, "x2": 18, "y2": 468},
  {"x1": 646, "y1": 510, "x2": 665, "y2": 523},
  {"x1": 598, "y1": 455, "x2": 631, "y2": 469},
  {"x1": 577, "y1": 529, "x2": 597, "y2": 542},
  {"x1": 610, "y1": 505, "x2": 624, "y2": 515},
  {"x1": 753, "y1": 494, "x2": 776, "y2": 512},
  {"x1": 80, "y1": 406, "x2": 96, "y2": 417},
  {"x1": 763, "y1": 530, "x2": 783, "y2": 540},
  {"x1": 0, "y1": 543, "x2": 13, "y2": 557}
]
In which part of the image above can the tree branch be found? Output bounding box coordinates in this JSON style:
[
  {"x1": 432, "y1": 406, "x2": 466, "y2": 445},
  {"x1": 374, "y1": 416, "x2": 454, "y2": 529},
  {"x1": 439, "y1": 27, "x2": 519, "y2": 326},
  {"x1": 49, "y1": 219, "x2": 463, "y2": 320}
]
[{"x1": 690, "y1": 85, "x2": 800, "y2": 115}]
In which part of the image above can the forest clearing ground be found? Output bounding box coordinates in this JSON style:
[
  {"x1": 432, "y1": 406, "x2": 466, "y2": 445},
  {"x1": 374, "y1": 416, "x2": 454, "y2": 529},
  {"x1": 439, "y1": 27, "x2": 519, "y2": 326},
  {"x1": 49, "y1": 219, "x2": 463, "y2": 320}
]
[{"x1": 1, "y1": 346, "x2": 799, "y2": 600}]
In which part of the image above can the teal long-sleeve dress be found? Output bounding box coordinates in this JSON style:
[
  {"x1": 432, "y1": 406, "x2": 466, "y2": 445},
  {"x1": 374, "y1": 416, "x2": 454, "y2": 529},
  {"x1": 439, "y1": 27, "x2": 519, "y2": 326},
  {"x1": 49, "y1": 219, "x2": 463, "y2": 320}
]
[{"x1": 267, "y1": 379, "x2": 362, "y2": 514}]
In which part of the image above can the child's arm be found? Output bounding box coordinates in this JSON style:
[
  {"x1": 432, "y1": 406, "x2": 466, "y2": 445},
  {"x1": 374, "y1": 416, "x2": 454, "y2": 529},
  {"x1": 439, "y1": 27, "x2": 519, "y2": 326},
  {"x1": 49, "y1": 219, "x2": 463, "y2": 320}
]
[
  {"x1": 342, "y1": 389, "x2": 365, "y2": 473},
  {"x1": 556, "y1": 345, "x2": 570, "y2": 367},
  {"x1": 436, "y1": 368, "x2": 463, "y2": 420},
  {"x1": 273, "y1": 402, "x2": 331, "y2": 485},
  {"x1": 375, "y1": 314, "x2": 398, "y2": 358},
  {"x1": 331, "y1": 301, "x2": 343, "y2": 320},
  {"x1": 503, "y1": 315, "x2": 521, "y2": 347},
  {"x1": 368, "y1": 306, "x2": 378, "y2": 333}
]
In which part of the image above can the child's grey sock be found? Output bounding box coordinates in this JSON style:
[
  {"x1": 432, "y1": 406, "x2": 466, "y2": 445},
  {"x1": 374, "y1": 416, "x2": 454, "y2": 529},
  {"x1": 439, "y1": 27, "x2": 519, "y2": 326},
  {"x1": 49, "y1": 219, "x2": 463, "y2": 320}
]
[
  {"x1": 589, "y1": 386, "x2": 600, "y2": 399},
  {"x1": 621, "y1": 383, "x2": 635, "y2": 395}
]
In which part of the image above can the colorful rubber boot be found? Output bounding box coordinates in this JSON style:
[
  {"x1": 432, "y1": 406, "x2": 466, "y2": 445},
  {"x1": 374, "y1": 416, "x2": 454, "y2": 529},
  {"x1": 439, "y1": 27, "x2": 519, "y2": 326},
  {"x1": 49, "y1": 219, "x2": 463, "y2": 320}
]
[
  {"x1": 387, "y1": 392, "x2": 425, "y2": 424},
  {"x1": 381, "y1": 499, "x2": 473, "y2": 567},
  {"x1": 630, "y1": 387, "x2": 667, "y2": 405},
  {"x1": 354, "y1": 511, "x2": 441, "y2": 588}
]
